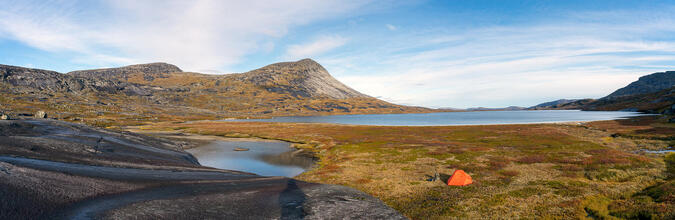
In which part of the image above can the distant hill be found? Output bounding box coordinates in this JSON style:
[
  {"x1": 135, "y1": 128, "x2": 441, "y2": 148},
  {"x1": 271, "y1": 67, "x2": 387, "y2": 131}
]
[
  {"x1": 0, "y1": 59, "x2": 432, "y2": 125},
  {"x1": 603, "y1": 71, "x2": 675, "y2": 100},
  {"x1": 581, "y1": 70, "x2": 675, "y2": 114},
  {"x1": 537, "y1": 70, "x2": 674, "y2": 114},
  {"x1": 467, "y1": 106, "x2": 526, "y2": 111},
  {"x1": 583, "y1": 87, "x2": 675, "y2": 113},
  {"x1": 528, "y1": 99, "x2": 593, "y2": 110}
]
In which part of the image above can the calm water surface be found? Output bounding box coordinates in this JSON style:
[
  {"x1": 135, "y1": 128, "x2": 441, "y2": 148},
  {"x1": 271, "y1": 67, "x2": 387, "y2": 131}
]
[
  {"x1": 228, "y1": 110, "x2": 648, "y2": 126},
  {"x1": 187, "y1": 140, "x2": 313, "y2": 177}
]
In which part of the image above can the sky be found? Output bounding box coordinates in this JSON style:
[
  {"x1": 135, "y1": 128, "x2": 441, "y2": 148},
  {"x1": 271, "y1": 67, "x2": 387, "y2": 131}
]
[{"x1": 1, "y1": 0, "x2": 675, "y2": 108}]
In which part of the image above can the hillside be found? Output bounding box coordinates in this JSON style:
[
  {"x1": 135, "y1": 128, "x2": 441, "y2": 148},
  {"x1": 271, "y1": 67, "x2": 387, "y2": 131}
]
[
  {"x1": 583, "y1": 87, "x2": 675, "y2": 113},
  {"x1": 603, "y1": 71, "x2": 675, "y2": 99},
  {"x1": 528, "y1": 99, "x2": 584, "y2": 110},
  {"x1": 0, "y1": 59, "x2": 431, "y2": 126},
  {"x1": 534, "y1": 70, "x2": 674, "y2": 114},
  {"x1": 579, "y1": 71, "x2": 675, "y2": 113}
]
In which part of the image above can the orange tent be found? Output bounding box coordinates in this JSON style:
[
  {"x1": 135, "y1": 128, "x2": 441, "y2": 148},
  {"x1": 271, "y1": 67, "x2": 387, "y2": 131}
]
[{"x1": 447, "y1": 169, "x2": 472, "y2": 186}]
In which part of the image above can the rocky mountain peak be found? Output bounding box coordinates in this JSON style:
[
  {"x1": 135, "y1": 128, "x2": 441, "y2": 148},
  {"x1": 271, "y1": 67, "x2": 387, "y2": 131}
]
[{"x1": 237, "y1": 58, "x2": 368, "y2": 99}]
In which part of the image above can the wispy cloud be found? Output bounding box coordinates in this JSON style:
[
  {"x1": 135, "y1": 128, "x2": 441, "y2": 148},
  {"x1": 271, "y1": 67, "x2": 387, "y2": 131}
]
[
  {"x1": 385, "y1": 24, "x2": 397, "y2": 31},
  {"x1": 283, "y1": 35, "x2": 348, "y2": 60},
  {"x1": 324, "y1": 9, "x2": 675, "y2": 108},
  {"x1": 0, "y1": 0, "x2": 372, "y2": 72}
]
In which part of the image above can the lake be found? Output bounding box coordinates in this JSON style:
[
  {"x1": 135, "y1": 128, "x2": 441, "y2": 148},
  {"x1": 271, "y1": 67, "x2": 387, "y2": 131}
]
[
  {"x1": 186, "y1": 140, "x2": 314, "y2": 177},
  {"x1": 228, "y1": 110, "x2": 648, "y2": 126}
]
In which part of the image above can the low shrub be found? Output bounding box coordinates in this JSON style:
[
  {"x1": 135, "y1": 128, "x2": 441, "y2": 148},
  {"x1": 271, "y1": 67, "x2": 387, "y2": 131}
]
[
  {"x1": 508, "y1": 187, "x2": 543, "y2": 198},
  {"x1": 488, "y1": 157, "x2": 511, "y2": 170},
  {"x1": 666, "y1": 153, "x2": 675, "y2": 179},
  {"x1": 517, "y1": 155, "x2": 547, "y2": 164}
]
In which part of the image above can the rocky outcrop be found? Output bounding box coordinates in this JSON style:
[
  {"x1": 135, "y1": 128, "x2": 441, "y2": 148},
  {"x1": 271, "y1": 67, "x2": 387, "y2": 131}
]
[
  {"x1": 0, "y1": 64, "x2": 156, "y2": 96},
  {"x1": 35, "y1": 111, "x2": 47, "y2": 119},
  {"x1": 603, "y1": 71, "x2": 675, "y2": 100},
  {"x1": 236, "y1": 59, "x2": 368, "y2": 99},
  {"x1": 68, "y1": 63, "x2": 182, "y2": 80},
  {"x1": 0, "y1": 64, "x2": 87, "y2": 93}
]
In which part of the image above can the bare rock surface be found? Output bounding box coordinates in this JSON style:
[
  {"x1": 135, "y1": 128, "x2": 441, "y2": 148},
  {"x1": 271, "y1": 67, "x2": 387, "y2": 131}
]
[
  {"x1": 0, "y1": 119, "x2": 405, "y2": 219},
  {"x1": 68, "y1": 63, "x2": 183, "y2": 80},
  {"x1": 35, "y1": 110, "x2": 47, "y2": 118},
  {"x1": 237, "y1": 58, "x2": 369, "y2": 99}
]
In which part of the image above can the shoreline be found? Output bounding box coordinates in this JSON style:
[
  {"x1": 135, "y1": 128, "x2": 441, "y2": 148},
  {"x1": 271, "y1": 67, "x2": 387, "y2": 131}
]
[
  {"x1": 126, "y1": 127, "x2": 318, "y2": 176},
  {"x1": 171, "y1": 114, "x2": 656, "y2": 128}
]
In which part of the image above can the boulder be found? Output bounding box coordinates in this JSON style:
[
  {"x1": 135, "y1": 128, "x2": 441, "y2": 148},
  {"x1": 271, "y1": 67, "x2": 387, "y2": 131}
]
[{"x1": 35, "y1": 111, "x2": 47, "y2": 119}]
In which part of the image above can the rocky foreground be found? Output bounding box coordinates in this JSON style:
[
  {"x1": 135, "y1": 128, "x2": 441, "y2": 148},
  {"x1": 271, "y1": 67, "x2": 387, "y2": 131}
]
[{"x1": 0, "y1": 119, "x2": 404, "y2": 219}]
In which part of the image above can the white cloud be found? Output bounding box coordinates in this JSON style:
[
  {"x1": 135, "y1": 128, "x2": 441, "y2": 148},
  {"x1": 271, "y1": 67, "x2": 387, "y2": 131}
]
[
  {"x1": 385, "y1": 24, "x2": 397, "y2": 31},
  {"x1": 0, "y1": 0, "x2": 372, "y2": 72},
  {"x1": 324, "y1": 11, "x2": 675, "y2": 108},
  {"x1": 283, "y1": 35, "x2": 348, "y2": 60}
]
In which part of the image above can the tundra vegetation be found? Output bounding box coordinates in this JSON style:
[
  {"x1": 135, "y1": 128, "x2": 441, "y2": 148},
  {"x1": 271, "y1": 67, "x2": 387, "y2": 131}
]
[{"x1": 140, "y1": 116, "x2": 675, "y2": 219}]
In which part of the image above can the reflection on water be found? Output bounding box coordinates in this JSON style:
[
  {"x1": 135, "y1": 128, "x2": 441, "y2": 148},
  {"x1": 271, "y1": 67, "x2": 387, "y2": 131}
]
[
  {"x1": 186, "y1": 140, "x2": 314, "y2": 177},
  {"x1": 641, "y1": 149, "x2": 675, "y2": 154}
]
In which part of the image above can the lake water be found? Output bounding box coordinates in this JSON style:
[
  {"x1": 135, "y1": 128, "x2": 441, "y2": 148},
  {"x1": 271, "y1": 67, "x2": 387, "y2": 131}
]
[
  {"x1": 186, "y1": 140, "x2": 314, "y2": 177},
  {"x1": 227, "y1": 110, "x2": 648, "y2": 126},
  {"x1": 641, "y1": 149, "x2": 675, "y2": 154}
]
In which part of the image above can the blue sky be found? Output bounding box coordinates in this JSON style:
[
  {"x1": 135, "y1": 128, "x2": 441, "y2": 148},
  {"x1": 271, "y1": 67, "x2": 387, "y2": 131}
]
[{"x1": 1, "y1": 0, "x2": 675, "y2": 108}]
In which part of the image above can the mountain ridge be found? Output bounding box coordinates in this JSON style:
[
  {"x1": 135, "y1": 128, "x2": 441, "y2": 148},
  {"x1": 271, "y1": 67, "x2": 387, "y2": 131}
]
[
  {"x1": 68, "y1": 62, "x2": 183, "y2": 80},
  {"x1": 0, "y1": 59, "x2": 433, "y2": 125}
]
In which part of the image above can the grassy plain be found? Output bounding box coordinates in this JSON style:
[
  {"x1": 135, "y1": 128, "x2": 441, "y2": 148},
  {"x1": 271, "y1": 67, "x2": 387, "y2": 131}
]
[{"x1": 139, "y1": 116, "x2": 674, "y2": 219}]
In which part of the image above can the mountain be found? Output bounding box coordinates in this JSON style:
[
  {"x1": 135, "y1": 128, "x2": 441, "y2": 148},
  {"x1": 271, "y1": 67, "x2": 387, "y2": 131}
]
[
  {"x1": 580, "y1": 71, "x2": 675, "y2": 113},
  {"x1": 237, "y1": 59, "x2": 367, "y2": 99},
  {"x1": 0, "y1": 59, "x2": 431, "y2": 125},
  {"x1": 583, "y1": 87, "x2": 675, "y2": 113},
  {"x1": 528, "y1": 99, "x2": 593, "y2": 110},
  {"x1": 537, "y1": 70, "x2": 675, "y2": 114},
  {"x1": 603, "y1": 71, "x2": 675, "y2": 100}
]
